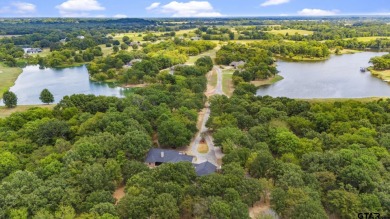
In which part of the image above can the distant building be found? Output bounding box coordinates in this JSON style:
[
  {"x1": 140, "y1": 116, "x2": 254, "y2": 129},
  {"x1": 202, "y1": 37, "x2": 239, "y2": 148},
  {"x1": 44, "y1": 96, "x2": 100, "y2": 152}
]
[
  {"x1": 130, "y1": 41, "x2": 141, "y2": 46},
  {"x1": 144, "y1": 148, "x2": 217, "y2": 176},
  {"x1": 229, "y1": 61, "x2": 246, "y2": 69},
  {"x1": 124, "y1": 59, "x2": 142, "y2": 68},
  {"x1": 60, "y1": 38, "x2": 67, "y2": 43},
  {"x1": 24, "y1": 48, "x2": 42, "y2": 54},
  {"x1": 191, "y1": 36, "x2": 201, "y2": 41},
  {"x1": 77, "y1": 36, "x2": 85, "y2": 40}
]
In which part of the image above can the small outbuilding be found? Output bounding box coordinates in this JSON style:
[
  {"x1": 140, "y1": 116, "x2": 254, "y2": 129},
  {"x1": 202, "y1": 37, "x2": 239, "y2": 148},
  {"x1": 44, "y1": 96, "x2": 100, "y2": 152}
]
[{"x1": 229, "y1": 61, "x2": 246, "y2": 69}]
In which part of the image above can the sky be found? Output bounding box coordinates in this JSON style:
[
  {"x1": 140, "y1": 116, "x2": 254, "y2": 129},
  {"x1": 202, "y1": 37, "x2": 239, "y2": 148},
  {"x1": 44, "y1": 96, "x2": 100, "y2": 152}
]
[{"x1": 0, "y1": 0, "x2": 389, "y2": 18}]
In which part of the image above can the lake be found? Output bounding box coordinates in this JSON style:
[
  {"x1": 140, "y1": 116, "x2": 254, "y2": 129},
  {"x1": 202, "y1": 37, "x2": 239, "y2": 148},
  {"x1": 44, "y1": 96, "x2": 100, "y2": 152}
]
[
  {"x1": 7, "y1": 65, "x2": 129, "y2": 105},
  {"x1": 256, "y1": 52, "x2": 390, "y2": 98}
]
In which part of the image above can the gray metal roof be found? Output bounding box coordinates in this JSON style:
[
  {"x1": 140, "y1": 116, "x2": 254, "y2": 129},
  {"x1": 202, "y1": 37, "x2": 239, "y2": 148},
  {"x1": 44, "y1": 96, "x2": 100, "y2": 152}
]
[
  {"x1": 194, "y1": 161, "x2": 217, "y2": 176},
  {"x1": 145, "y1": 148, "x2": 194, "y2": 163}
]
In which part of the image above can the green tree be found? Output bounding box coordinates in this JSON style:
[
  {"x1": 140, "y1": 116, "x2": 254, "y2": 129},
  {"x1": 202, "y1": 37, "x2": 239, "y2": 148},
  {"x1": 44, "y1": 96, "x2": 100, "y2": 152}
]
[
  {"x1": 3, "y1": 91, "x2": 17, "y2": 108},
  {"x1": 152, "y1": 193, "x2": 180, "y2": 219},
  {"x1": 158, "y1": 118, "x2": 193, "y2": 148},
  {"x1": 39, "y1": 89, "x2": 54, "y2": 104}
]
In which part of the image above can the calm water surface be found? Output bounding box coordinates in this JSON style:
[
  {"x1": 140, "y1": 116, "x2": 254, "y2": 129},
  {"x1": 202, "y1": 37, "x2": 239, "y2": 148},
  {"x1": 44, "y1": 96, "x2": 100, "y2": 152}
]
[
  {"x1": 8, "y1": 65, "x2": 129, "y2": 105},
  {"x1": 256, "y1": 52, "x2": 390, "y2": 98}
]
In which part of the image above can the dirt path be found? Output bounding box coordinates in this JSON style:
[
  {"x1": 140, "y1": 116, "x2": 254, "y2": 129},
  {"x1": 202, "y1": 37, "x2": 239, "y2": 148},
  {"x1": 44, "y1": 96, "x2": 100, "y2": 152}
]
[
  {"x1": 113, "y1": 185, "x2": 126, "y2": 204},
  {"x1": 249, "y1": 193, "x2": 279, "y2": 219}
]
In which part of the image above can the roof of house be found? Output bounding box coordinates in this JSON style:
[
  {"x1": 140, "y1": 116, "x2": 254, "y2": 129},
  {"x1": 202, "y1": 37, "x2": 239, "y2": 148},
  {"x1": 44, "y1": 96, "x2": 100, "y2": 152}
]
[
  {"x1": 194, "y1": 161, "x2": 217, "y2": 176},
  {"x1": 230, "y1": 61, "x2": 246, "y2": 66},
  {"x1": 24, "y1": 48, "x2": 42, "y2": 53},
  {"x1": 145, "y1": 148, "x2": 194, "y2": 163}
]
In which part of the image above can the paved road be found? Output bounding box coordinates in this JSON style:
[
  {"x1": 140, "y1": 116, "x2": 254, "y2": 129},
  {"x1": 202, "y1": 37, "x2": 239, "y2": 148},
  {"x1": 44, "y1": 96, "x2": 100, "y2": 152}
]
[{"x1": 188, "y1": 66, "x2": 225, "y2": 167}]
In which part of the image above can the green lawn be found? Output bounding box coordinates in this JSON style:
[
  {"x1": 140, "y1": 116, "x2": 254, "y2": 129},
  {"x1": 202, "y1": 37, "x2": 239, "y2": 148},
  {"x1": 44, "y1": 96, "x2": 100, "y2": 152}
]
[
  {"x1": 0, "y1": 104, "x2": 55, "y2": 118},
  {"x1": 0, "y1": 35, "x2": 21, "y2": 39},
  {"x1": 368, "y1": 68, "x2": 390, "y2": 82},
  {"x1": 275, "y1": 54, "x2": 329, "y2": 62},
  {"x1": 346, "y1": 37, "x2": 390, "y2": 42},
  {"x1": 208, "y1": 70, "x2": 218, "y2": 87},
  {"x1": 222, "y1": 69, "x2": 235, "y2": 96},
  {"x1": 186, "y1": 46, "x2": 220, "y2": 65},
  {"x1": 0, "y1": 63, "x2": 23, "y2": 99},
  {"x1": 268, "y1": 29, "x2": 313, "y2": 36},
  {"x1": 251, "y1": 75, "x2": 284, "y2": 87}
]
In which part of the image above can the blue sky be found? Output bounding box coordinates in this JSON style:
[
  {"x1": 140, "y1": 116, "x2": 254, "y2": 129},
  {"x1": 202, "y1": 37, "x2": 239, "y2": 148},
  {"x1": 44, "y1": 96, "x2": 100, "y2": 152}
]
[{"x1": 0, "y1": 0, "x2": 389, "y2": 17}]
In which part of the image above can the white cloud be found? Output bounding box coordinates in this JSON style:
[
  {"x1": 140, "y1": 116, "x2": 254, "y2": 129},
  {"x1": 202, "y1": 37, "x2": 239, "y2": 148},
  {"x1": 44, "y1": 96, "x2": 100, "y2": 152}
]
[
  {"x1": 0, "y1": 2, "x2": 36, "y2": 15},
  {"x1": 146, "y1": 2, "x2": 161, "y2": 11},
  {"x1": 261, "y1": 0, "x2": 290, "y2": 7},
  {"x1": 298, "y1": 8, "x2": 338, "y2": 16},
  {"x1": 148, "y1": 1, "x2": 222, "y2": 17},
  {"x1": 12, "y1": 2, "x2": 36, "y2": 14},
  {"x1": 114, "y1": 14, "x2": 128, "y2": 18},
  {"x1": 56, "y1": 0, "x2": 105, "y2": 17}
]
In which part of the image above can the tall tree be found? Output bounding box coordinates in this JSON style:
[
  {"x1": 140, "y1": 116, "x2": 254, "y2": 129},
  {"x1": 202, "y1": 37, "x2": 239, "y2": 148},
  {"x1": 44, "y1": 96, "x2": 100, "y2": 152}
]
[
  {"x1": 39, "y1": 89, "x2": 54, "y2": 104},
  {"x1": 2, "y1": 91, "x2": 17, "y2": 108}
]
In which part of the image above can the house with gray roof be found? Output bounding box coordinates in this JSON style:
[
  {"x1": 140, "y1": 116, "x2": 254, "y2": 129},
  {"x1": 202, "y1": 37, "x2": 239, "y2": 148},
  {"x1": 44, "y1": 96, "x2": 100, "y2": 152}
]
[
  {"x1": 194, "y1": 161, "x2": 217, "y2": 176},
  {"x1": 145, "y1": 148, "x2": 194, "y2": 167},
  {"x1": 144, "y1": 149, "x2": 217, "y2": 176}
]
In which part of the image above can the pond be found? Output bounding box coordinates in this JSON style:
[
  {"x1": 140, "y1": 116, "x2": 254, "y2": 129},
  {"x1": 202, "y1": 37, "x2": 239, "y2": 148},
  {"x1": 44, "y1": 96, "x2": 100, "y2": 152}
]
[
  {"x1": 7, "y1": 65, "x2": 130, "y2": 105},
  {"x1": 256, "y1": 52, "x2": 390, "y2": 98}
]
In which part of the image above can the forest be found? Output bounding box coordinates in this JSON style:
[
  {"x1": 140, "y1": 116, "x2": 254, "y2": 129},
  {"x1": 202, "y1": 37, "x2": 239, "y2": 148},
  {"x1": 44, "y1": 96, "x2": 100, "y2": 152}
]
[
  {"x1": 207, "y1": 84, "x2": 390, "y2": 218},
  {"x1": 0, "y1": 57, "x2": 247, "y2": 219}
]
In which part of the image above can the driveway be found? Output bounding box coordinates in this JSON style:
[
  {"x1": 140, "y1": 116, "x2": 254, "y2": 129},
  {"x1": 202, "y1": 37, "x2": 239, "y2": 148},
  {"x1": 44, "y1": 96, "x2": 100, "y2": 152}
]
[{"x1": 187, "y1": 66, "x2": 225, "y2": 167}]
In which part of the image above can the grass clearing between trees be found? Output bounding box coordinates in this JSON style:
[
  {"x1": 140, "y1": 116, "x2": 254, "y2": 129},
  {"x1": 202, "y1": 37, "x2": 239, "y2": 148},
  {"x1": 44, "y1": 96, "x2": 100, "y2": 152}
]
[
  {"x1": 0, "y1": 63, "x2": 23, "y2": 99},
  {"x1": 368, "y1": 68, "x2": 390, "y2": 82},
  {"x1": 267, "y1": 29, "x2": 313, "y2": 35},
  {"x1": 0, "y1": 104, "x2": 55, "y2": 118},
  {"x1": 251, "y1": 75, "x2": 284, "y2": 87},
  {"x1": 346, "y1": 36, "x2": 390, "y2": 42},
  {"x1": 222, "y1": 69, "x2": 235, "y2": 97}
]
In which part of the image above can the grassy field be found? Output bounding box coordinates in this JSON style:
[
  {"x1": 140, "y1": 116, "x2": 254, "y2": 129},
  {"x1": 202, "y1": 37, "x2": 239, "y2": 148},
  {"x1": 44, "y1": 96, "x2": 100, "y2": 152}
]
[
  {"x1": 251, "y1": 75, "x2": 284, "y2": 87},
  {"x1": 0, "y1": 35, "x2": 21, "y2": 38},
  {"x1": 368, "y1": 68, "x2": 390, "y2": 82},
  {"x1": 208, "y1": 68, "x2": 218, "y2": 88},
  {"x1": 268, "y1": 29, "x2": 313, "y2": 36},
  {"x1": 186, "y1": 46, "x2": 220, "y2": 65},
  {"x1": 0, "y1": 63, "x2": 23, "y2": 99},
  {"x1": 0, "y1": 104, "x2": 55, "y2": 118},
  {"x1": 346, "y1": 37, "x2": 390, "y2": 42},
  {"x1": 222, "y1": 69, "x2": 235, "y2": 96},
  {"x1": 332, "y1": 48, "x2": 361, "y2": 55},
  {"x1": 275, "y1": 54, "x2": 329, "y2": 62}
]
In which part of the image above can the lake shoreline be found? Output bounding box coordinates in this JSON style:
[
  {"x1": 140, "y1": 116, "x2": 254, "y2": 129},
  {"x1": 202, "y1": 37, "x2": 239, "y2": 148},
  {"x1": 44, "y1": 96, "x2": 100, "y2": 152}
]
[
  {"x1": 251, "y1": 75, "x2": 284, "y2": 87},
  {"x1": 367, "y1": 67, "x2": 390, "y2": 83},
  {"x1": 0, "y1": 63, "x2": 23, "y2": 99}
]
